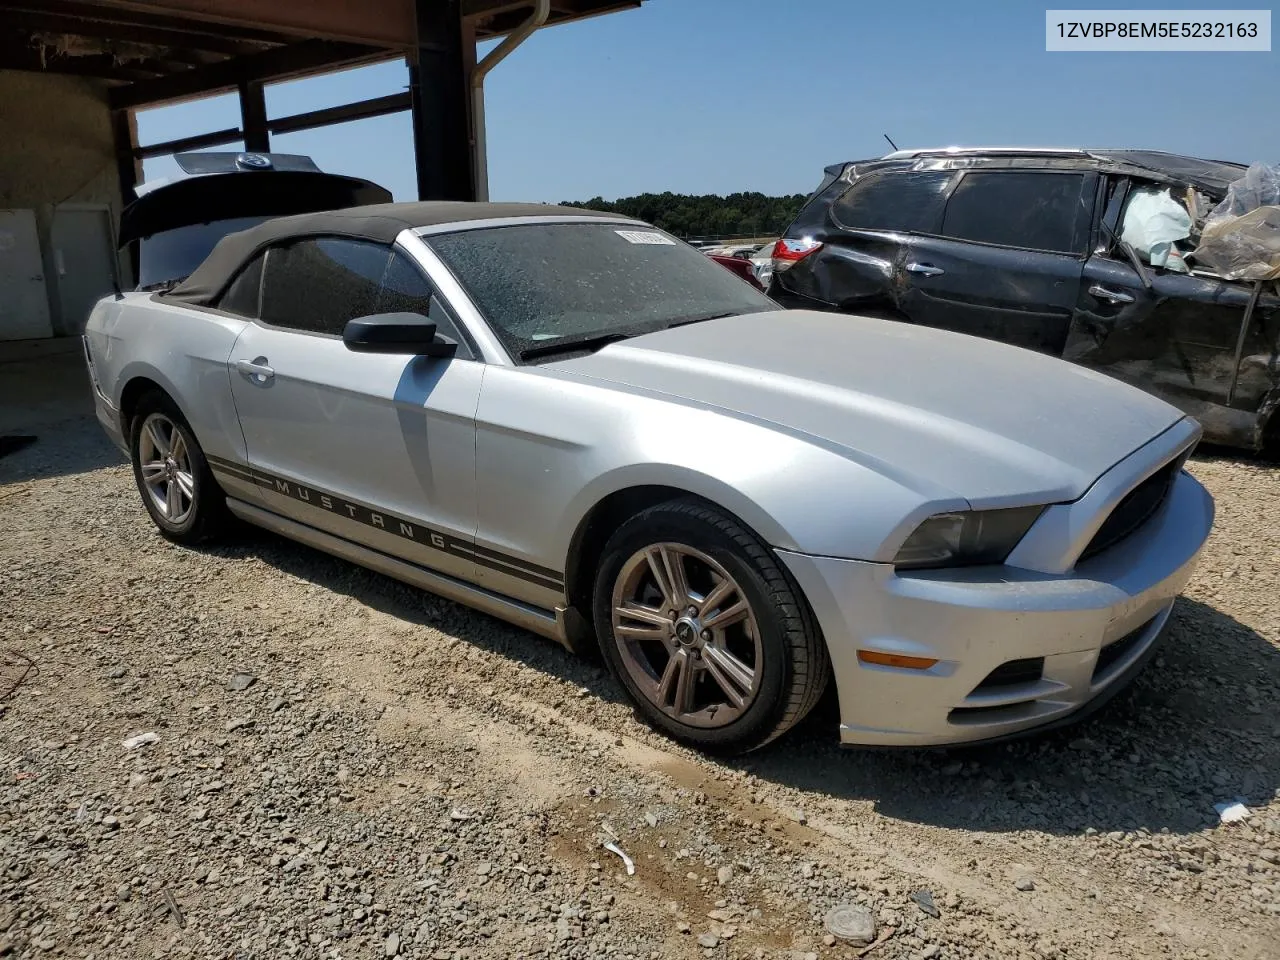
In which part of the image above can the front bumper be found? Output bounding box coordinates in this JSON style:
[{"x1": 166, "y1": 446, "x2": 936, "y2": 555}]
[{"x1": 779, "y1": 464, "x2": 1214, "y2": 748}]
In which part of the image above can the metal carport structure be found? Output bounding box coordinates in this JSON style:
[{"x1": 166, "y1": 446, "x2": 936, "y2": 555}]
[
  {"x1": 3, "y1": 0, "x2": 641, "y2": 199},
  {"x1": 0, "y1": 1, "x2": 640, "y2": 340}
]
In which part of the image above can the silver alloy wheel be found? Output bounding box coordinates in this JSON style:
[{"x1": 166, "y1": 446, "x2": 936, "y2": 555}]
[
  {"x1": 138, "y1": 413, "x2": 195, "y2": 525},
  {"x1": 611, "y1": 543, "x2": 763, "y2": 728}
]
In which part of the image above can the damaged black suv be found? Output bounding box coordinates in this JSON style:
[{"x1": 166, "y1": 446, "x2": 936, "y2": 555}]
[{"x1": 770, "y1": 147, "x2": 1280, "y2": 454}]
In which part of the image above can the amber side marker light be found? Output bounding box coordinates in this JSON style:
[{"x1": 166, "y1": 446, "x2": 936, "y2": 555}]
[{"x1": 856, "y1": 650, "x2": 939, "y2": 670}]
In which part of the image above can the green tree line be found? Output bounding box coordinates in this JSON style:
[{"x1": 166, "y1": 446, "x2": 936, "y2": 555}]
[{"x1": 560, "y1": 191, "x2": 808, "y2": 238}]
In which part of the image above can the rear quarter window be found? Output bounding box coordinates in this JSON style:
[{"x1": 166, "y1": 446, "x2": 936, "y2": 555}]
[
  {"x1": 216, "y1": 253, "x2": 265, "y2": 318},
  {"x1": 831, "y1": 170, "x2": 954, "y2": 233}
]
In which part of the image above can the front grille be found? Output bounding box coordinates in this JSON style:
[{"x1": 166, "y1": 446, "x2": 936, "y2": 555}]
[
  {"x1": 1078, "y1": 460, "x2": 1179, "y2": 562},
  {"x1": 973, "y1": 657, "x2": 1044, "y2": 692},
  {"x1": 1091, "y1": 618, "x2": 1153, "y2": 682}
]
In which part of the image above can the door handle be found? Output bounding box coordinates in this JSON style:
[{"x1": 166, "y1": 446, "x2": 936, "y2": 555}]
[
  {"x1": 236, "y1": 357, "x2": 274, "y2": 383},
  {"x1": 1088, "y1": 284, "x2": 1135, "y2": 305},
  {"x1": 906, "y1": 262, "x2": 945, "y2": 277}
]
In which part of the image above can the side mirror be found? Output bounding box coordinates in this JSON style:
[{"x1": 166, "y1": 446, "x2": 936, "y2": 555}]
[{"x1": 342, "y1": 312, "x2": 458, "y2": 357}]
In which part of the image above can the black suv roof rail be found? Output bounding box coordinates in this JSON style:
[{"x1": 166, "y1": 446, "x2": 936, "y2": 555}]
[{"x1": 881, "y1": 146, "x2": 1091, "y2": 160}]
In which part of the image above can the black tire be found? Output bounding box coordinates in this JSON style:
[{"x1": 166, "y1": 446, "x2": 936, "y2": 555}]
[
  {"x1": 592, "y1": 497, "x2": 830, "y2": 754},
  {"x1": 1262, "y1": 412, "x2": 1280, "y2": 463},
  {"x1": 129, "y1": 390, "x2": 229, "y2": 544}
]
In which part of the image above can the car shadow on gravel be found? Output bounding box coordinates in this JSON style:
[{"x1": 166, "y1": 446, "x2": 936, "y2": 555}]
[
  {"x1": 196, "y1": 527, "x2": 1278, "y2": 839},
  {"x1": 732, "y1": 597, "x2": 1280, "y2": 837},
  {"x1": 197, "y1": 524, "x2": 631, "y2": 704},
  {"x1": 0, "y1": 416, "x2": 125, "y2": 484}
]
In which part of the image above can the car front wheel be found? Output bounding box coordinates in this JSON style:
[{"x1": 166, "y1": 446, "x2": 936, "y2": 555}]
[{"x1": 593, "y1": 498, "x2": 829, "y2": 754}]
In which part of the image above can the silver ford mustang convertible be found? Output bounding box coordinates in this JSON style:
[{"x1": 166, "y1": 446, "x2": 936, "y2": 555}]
[{"x1": 84, "y1": 201, "x2": 1215, "y2": 753}]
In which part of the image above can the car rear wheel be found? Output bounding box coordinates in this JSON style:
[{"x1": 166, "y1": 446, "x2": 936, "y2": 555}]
[
  {"x1": 129, "y1": 391, "x2": 229, "y2": 544},
  {"x1": 593, "y1": 498, "x2": 829, "y2": 754}
]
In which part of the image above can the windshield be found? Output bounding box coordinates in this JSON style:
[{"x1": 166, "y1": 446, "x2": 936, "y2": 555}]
[
  {"x1": 138, "y1": 216, "x2": 271, "y2": 291},
  {"x1": 426, "y1": 222, "x2": 776, "y2": 360}
]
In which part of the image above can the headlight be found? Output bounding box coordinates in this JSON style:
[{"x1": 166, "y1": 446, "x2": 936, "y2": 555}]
[{"x1": 893, "y1": 506, "x2": 1044, "y2": 570}]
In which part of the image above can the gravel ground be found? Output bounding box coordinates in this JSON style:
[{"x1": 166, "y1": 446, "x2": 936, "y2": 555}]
[{"x1": 2, "y1": 364, "x2": 1279, "y2": 960}]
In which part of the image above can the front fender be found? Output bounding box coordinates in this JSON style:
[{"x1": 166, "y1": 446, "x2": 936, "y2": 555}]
[
  {"x1": 563, "y1": 461, "x2": 801, "y2": 552},
  {"x1": 474, "y1": 365, "x2": 966, "y2": 575},
  {"x1": 554, "y1": 433, "x2": 966, "y2": 567}
]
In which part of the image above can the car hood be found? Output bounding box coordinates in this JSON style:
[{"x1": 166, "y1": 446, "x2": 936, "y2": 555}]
[{"x1": 548, "y1": 309, "x2": 1187, "y2": 507}]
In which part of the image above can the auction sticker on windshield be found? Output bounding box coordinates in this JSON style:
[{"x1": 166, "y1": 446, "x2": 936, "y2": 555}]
[{"x1": 615, "y1": 230, "x2": 676, "y2": 245}]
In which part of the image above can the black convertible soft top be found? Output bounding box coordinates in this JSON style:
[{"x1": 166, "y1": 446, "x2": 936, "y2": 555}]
[{"x1": 162, "y1": 201, "x2": 632, "y2": 307}]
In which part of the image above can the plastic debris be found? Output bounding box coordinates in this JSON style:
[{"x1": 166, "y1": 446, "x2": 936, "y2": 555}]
[
  {"x1": 1215, "y1": 798, "x2": 1252, "y2": 823},
  {"x1": 226, "y1": 671, "x2": 257, "y2": 692},
  {"x1": 1195, "y1": 208, "x2": 1280, "y2": 281},
  {"x1": 1120, "y1": 186, "x2": 1193, "y2": 272},
  {"x1": 122, "y1": 732, "x2": 159, "y2": 750},
  {"x1": 824, "y1": 903, "x2": 876, "y2": 944},
  {"x1": 1207, "y1": 161, "x2": 1280, "y2": 219},
  {"x1": 1192, "y1": 163, "x2": 1280, "y2": 281},
  {"x1": 602, "y1": 840, "x2": 635, "y2": 875},
  {"x1": 910, "y1": 888, "x2": 941, "y2": 918}
]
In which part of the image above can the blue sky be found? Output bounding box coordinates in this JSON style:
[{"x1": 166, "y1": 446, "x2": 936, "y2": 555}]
[{"x1": 137, "y1": 0, "x2": 1277, "y2": 202}]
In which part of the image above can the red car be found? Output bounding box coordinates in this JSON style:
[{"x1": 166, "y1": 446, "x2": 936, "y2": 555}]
[{"x1": 707, "y1": 253, "x2": 766, "y2": 291}]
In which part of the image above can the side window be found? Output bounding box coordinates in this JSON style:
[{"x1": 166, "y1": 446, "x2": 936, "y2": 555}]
[
  {"x1": 375, "y1": 250, "x2": 435, "y2": 316},
  {"x1": 259, "y1": 238, "x2": 390, "y2": 335},
  {"x1": 940, "y1": 172, "x2": 1087, "y2": 254},
  {"x1": 216, "y1": 252, "x2": 265, "y2": 318},
  {"x1": 832, "y1": 171, "x2": 953, "y2": 233},
  {"x1": 376, "y1": 248, "x2": 474, "y2": 360}
]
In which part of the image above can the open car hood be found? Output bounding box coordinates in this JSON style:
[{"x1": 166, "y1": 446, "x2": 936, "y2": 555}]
[{"x1": 118, "y1": 170, "x2": 392, "y2": 247}]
